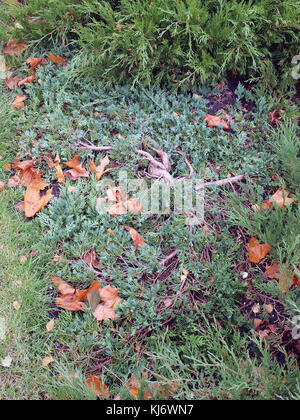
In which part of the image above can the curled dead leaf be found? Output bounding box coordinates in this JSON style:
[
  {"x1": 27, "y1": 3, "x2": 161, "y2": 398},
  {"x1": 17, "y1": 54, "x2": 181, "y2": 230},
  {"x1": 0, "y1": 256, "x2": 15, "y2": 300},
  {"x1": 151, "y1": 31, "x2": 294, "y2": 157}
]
[
  {"x1": 64, "y1": 155, "x2": 89, "y2": 180},
  {"x1": 26, "y1": 57, "x2": 45, "y2": 73},
  {"x1": 247, "y1": 237, "x2": 271, "y2": 264}
]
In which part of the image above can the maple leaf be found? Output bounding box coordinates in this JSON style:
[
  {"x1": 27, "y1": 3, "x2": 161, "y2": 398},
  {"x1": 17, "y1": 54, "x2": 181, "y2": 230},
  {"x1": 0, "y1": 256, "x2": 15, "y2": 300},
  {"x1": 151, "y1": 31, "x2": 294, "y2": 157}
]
[
  {"x1": 53, "y1": 278, "x2": 101, "y2": 312},
  {"x1": 26, "y1": 57, "x2": 46, "y2": 73},
  {"x1": 86, "y1": 375, "x2": 110, "y2": 399},
  {"x1": 64, "y1": 155, "x2": 89, "y2": 180},
  {"x1": 247, "y1": 237, "x2": 271, "y2": 263},
  {"x1": 90, "y1": 155, "x2": 113, "y2": 181},
  {"x1": 123, "y1": 226, "x2": 146, "y2": 249},
  {"x1": 47, "y1": 53, "x2": 66, "y2": 67},
  {"x1": 11, "y1": 95, "x2": 27, "y2": 109},
  {"x1": 205, "y1": 114, "x2": 230, "y2": 130},
  {"x1": 3, "y1": 40, "x2": 25, "y2": 57}
]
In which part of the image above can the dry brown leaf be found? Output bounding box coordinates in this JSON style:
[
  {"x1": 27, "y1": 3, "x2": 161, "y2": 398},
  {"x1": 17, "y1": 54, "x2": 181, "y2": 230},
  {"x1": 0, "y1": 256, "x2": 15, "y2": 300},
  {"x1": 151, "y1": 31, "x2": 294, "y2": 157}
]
[
  {"x1": 42, "y1": 356, "x2": 54, "y2": 367},
  {"x1": 123, "y1": 226, "x2": 146, "y2": 249},
  {"x1": 253, "y1": 318, "x2": 263, "y2": 330},
  {"x1": 46, "y1": 318, "x2": 55, "y2": 332},
  {"x1": 86, "y1": 375, "x2": 110, "y2": 398},
  {"x1": 12, "y1": 95, "x2": 27, "y2": 109},
  {"x1": 18, "y1": 74, "x2": 36, "y2": 86},
  {"x1": 26, "y1": 57, "x2": 46, "y2": 73},
  {"x1": 247, "y1": 237, "x2": 271, "y2": 264},
  {"x1": 266, "y1": 262, "x2": 300, "y2": 293},
  {"x1": 83, "y1": 249, "x2": 101, "y2": 269},
  {"x1": 53, "y1": 155, "x2": 65, "y2": 184},
  {"x1": 47, "y1": 53, "x2": 66, "y2": 67},
  {"x1": 5, "y1": 76, "x2": 21, "y2": 89},
  {"x1": 24, "y1": 187, "x2": 53, "y2": 218},
  {"x1": 128, "y1": 373, "x2": 179, "y2": 400},
  {"x1": 64, "y1": 155, "x2": 89, "y2": 179},
  {"x1": 90, "y1": 156, "x2": 113, "y2": 181},
  {"x1": 254, "y1": 188, "x2": 295, "y2": 211},
  {"x1": 205, "y1": 114, "x2": 230, "y2": 130},
  {"x1": 53, "y1": 278, "x2": 101, "y2": 312},
  {"x1": 105, "y1": 186, "x2": 142, "y2": 216},
  {"x1": 93, "y1": 285, "x2": 122, "y2": 321}
]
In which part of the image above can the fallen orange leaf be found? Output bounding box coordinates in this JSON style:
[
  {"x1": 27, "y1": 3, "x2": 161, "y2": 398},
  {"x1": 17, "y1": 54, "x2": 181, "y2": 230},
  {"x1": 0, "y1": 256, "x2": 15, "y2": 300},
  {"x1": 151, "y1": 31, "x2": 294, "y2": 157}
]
[
  {"x1": 64, "y1": 155, "x2": 89, "y2": 180},
  {"x1": 86, "y1": 375, "x2": 110, "y2": 398},
  {"x1": 53, "y1": 278, "x2": 101, "y2": 312},
  {"x1": 93, "y1": 285, "x2": 122, "y2": 321},
  {"x1": 47, "y1": 53, "x2": 66, "y2": 67},
  {"x1": 247, "y1": 237, "x2": 271, "y2": 264},
  {"x1": 128, "y1": 373, "x2": 179, "y2": 400},
  {"x1": 123, "y1": 226, "x2": 146, "y2": 249},
  {"x1": 90, "y1": 155, "x2": 113, "y2": 181},
  {"x1": 5, "y1": 76, "x2": 21, "y2": 90},
  {"x1": 46, "y1": 318, "x2": 55, "y2": 332},
  {"x1": 42, "y1": 356, "x2": 54, "y2": 367},
  {"x1": 205, "y1": 114, "x2": 230, "y2": 130},
  {"x1": 18, "y1": 74, "x2": 36, "y2": 86},
  {"x1": 104, "y1": 186, "x2": 143, "y2": 216},
  {"x1": 26, "y1": 57, "x2": 46, "y2": 73},
  {"x1": 12, "y1": 95, "x2": 27, "y2": 109},
  {"x1": 254, "y1": 188, "x2": 295, "y2": 211},
  {"x1": 83, "y1": 249, "x2": 101, "y2": 269},
  {"x1": 24, "y1": 186, "x2": 53, "y2": 218},
  {"x1": 266, "y1": 262, "x2": 300, "y2": 292},
  {"x1": 54, "y1": 155, "x2": 65, "y2": 184}
]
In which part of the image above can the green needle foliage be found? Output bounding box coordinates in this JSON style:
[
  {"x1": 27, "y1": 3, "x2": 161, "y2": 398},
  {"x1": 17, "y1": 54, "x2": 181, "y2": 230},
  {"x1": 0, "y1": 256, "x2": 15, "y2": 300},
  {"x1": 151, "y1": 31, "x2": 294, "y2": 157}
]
[{"x1": 1, "y1": 0, "x2": 299, "y2": 90}]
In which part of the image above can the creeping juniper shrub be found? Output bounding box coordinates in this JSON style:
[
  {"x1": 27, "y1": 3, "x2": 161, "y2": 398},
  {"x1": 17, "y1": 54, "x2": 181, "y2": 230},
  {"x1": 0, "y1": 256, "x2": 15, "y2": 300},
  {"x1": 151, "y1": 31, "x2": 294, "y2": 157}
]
[{"x1": 1, "y1": 53, "x2": 300, "y2": 399}]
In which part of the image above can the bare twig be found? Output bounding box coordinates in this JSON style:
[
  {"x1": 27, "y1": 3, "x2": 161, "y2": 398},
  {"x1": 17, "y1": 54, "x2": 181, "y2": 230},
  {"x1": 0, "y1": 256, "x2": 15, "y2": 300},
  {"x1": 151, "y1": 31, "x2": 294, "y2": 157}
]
[
  {"x1": 77, "y1": 141, "x2": 114, "y2": 151},
  {"x1": 201, "y1": 174, "x2": 245, "y2": 188},
  {"x1": 159, "y1": 249, "x2": 179, "y2": 266},
  {"x1": 76, "y1": 140, "x2": 247, "y2": 187}
]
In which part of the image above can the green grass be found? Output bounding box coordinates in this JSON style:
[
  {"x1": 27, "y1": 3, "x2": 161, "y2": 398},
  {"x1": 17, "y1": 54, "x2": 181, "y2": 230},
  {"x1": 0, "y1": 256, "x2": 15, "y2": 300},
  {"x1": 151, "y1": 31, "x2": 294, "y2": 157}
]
[{"x1": 0, "y1": 56, "x2": 300, "y2": 400}]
